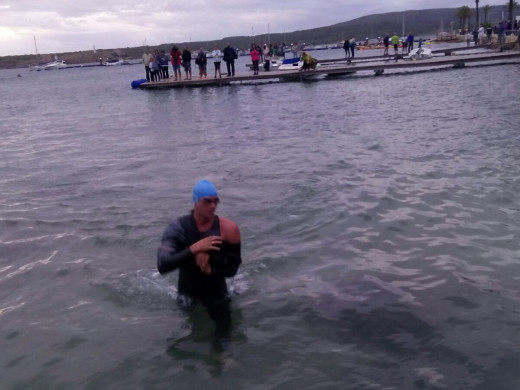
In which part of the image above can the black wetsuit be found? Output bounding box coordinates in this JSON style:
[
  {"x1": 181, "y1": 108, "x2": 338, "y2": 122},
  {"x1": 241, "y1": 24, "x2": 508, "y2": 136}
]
[{"x1": 157, "y1": 211, "x2": 241, "y2": 328}]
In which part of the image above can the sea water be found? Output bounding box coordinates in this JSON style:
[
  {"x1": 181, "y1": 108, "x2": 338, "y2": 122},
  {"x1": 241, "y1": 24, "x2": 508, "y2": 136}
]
[{"x1": 1, "y1": 46, "x2": 520, "y2": 389}]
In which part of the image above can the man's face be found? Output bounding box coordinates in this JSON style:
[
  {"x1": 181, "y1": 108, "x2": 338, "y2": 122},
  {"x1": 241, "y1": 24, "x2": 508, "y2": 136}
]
[{"x1": 195, "y1": 196, "x2": 219, "y2": 218}]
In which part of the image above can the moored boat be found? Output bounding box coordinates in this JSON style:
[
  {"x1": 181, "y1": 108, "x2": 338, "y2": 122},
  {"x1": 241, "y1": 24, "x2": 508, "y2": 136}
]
[
  {"x1": 407, "y1": 47, "x2": 433, "y2": 60},
  {"x1": 278, "y1": 57, "x2": 302, "y2": 70},
  {"x1": 30, "y1": 58, "x2": 67, "y2": 71},
  {"x1": 103, "y1": 58, "x2": 130, "y2": 66}
]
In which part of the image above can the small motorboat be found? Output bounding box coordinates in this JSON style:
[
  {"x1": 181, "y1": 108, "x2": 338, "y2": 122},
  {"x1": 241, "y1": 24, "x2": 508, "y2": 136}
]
[
  {"x1": 43, "y1": 59, "x2": 67, "y2": 70},
  {"x1": 30, "y1": 58, "x2": 67, "y2": 71},
  {"x1": 103, "y1": 58, "x2": 130, "y2": 66},
  {"x1": 278, "y1": 57, "x2": 302, "y2": 70},
  {"x1": 407, "y1": 47, "x2": 432, "y2": 60},
  {"x1": 278, "y1": 56, "x2": 322, "y2": 71}
]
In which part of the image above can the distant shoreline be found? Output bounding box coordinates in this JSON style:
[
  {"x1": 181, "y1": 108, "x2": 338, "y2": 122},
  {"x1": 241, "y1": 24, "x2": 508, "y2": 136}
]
[{"x1": 1, "y1": 5, "x2": 514, "y2": 69}]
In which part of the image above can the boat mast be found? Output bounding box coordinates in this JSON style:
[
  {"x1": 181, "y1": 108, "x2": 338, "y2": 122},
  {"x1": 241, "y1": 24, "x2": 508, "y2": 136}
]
[{"x1": 34, "y1": 36, "x2": 38, "y2": 55}]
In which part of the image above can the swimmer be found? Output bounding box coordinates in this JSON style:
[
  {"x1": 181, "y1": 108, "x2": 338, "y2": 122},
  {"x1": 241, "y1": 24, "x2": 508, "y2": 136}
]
[{"x1": 157, "y1": 179, "x2": 242, "y2": 333}]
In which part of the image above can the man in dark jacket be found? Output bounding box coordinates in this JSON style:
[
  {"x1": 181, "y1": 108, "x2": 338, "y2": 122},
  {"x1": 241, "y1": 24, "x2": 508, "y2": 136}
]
[
  {"x1": 223, "y1": 44, "x2": 237, "y2": 76},
  {"x1": 343, "y1": 38, "x2": 350, "y2": 58},
  {"x1": 181, "y1": 47, "x2": 192, "y2": 80},
  {"x1": 158, "y1": 50, "x2": 169, "y2": 79}
]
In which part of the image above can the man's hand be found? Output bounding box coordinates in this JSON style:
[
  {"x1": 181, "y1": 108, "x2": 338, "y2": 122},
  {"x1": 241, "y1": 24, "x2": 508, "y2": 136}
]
[
  {"x1": 189, "y1": 236, "x2": 222, "y2": 255},
  {"x1": 195, "y1": 252, "x2": 212, "y2": 274}
]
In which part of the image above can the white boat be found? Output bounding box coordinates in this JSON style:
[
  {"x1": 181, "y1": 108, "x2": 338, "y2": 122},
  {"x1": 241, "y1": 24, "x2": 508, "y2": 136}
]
[
  {"x1": 278, "y1": 57, "x2": 322, "y2": 71},
  {"x1": 43, "y1": 59, "x2": 67, "y2": 70},
  {"x1": 30, "y1": 58, "x2": 67, "y2": 71},
  {"x1": 278, "y1": 57, "x2": 302, "y2": 70},
  {"x1": 407, "y1": 47, "x2": 432, "y2": 60},
  {"x1": 102, "y1": 58, "x2": 130, "y2": 66}
]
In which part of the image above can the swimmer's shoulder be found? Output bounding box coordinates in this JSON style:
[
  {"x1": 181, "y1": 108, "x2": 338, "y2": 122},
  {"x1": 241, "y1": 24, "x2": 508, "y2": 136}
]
[{"x1": 218, "y1": 216, "x2": 240, "y2": 244}]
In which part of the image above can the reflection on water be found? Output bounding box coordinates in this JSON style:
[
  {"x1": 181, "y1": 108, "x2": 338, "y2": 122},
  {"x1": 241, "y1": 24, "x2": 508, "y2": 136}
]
[{"x1": 166, "y1": 305, "x2": 245, "y2": 378}]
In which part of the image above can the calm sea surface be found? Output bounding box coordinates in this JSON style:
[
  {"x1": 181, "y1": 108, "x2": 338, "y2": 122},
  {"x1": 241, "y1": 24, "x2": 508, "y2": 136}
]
[{"x1": 1, "y1": 45, "x2": 520, "y2": 389}]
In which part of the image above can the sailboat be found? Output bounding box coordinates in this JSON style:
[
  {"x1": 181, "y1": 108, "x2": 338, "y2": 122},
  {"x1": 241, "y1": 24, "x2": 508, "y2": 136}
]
[
  {"x1": 30, "y1": 55, "x2": 67, "y2": 71},
  {"x1": 29, "y1": 38, "x2": 67, "y2": 71}
]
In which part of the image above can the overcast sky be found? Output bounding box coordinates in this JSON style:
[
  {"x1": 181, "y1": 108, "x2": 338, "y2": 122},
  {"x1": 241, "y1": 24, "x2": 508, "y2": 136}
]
[{"x1": 0, "y1": 0, "x2": 512, "y2": 56}]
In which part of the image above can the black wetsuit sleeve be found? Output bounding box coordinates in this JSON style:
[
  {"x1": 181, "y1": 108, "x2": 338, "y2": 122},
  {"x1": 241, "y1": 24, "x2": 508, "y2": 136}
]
[
  {"x1": 157, "y1": 221, "x2": 194, "y2": 274},
  {"x1": 211, "y1": 242, "x2": 242, "y2": 278}
]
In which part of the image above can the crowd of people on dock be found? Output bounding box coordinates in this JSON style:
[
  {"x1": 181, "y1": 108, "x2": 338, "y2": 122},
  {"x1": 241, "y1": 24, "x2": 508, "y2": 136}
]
[
  {"x1": 463, "y1": 20, "x2": 520, "y2": 47},
  {"x1": 141, "y1": 42, "x2": 294, "y2": 82},
  {"x1": 343, "y1": 38, "x2": 358, "y2": 58},
  {"x1": 140, "y1": 21, "x2": 520, "y2": 83}
]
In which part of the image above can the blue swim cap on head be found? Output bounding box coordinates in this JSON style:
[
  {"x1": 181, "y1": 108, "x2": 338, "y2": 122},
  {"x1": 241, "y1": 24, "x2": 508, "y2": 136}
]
[{"x1": 192, "y1": 179, "x2": 218, "y2": 203}]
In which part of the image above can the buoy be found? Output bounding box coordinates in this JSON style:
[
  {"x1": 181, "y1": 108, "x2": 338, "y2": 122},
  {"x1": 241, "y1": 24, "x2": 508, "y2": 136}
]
[{"x1": 131, "y1": 79, "x2": 148, "y2": 89}]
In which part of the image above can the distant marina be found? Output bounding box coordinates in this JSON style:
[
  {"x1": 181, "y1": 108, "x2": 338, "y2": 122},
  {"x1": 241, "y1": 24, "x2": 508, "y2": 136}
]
[{"x1": 29, "y1": 58, "x2": 142, "y2": 71}]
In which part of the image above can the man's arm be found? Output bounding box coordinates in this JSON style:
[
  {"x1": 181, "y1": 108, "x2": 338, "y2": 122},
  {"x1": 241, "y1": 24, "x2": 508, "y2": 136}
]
[
  {"x1": 211, "y1": 217, "x2": 242, "y2": 277},
  {"x1": 211, "y1": 242, "x2": 241, "y2": 277},
  {"x1": 156, "y1": 221, "x2": 193, "y2": 274}
]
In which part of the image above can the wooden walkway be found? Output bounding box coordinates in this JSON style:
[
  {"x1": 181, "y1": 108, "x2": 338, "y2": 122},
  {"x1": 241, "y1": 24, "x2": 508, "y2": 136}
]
[
  {"x1": 317, "y1": 43, "x2": 513, "y2": 64},
  {"x1": 138, "y1": 48, "x2": 520, "y2": 90}
]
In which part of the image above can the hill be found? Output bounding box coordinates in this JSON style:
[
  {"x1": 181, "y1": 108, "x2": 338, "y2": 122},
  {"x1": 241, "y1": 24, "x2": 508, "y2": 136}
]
[{"x1": 0, "y1": 5, "x2": 513, "y2": 69}]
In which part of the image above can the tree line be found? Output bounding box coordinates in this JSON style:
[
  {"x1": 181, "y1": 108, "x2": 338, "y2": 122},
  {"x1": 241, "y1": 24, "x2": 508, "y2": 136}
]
[{"x1": 456, "y1": 1, "x2": 518, "y2": 29}]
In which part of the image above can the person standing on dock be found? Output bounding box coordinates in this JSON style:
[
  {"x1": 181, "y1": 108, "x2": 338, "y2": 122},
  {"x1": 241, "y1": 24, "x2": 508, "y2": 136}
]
[
  {"x1": 211, "y1": 45, "x2": 222, "y2": 78},
  {"x1": 383, "y1": 35, "x2": 390, "y2": 56},
  {"x1": 223, "y1": 44, "x2": 237, "y2": 77},
  {"x1": 407, "y1": 33, "x2": 414, "y2": 53},
  {"x1": 158, "y1": 50, "x2": 169, "y2": 79},
  {"x1": 263, "y1": 44, "x2": 271, "y2": 71},
  {"x1": 343, "y1": 39, "x2": 350, "y2": 58},
  {"x1": 349, "y1": 38, "x2": 357, "y2": 58},
  {"x1": 402, "y1": 37, "x2": 407, "y2": 54},
  {"x1": 391, "y1": 33, "x2": 400, "y2": 55},
  {"x1": 195, "y1": 48, "x2": 207, "y2": 79},
  {"x1": 250, "y1": 46, "x2": 260, "y2": 75},
  {"x1": 472, "y1": 29, "x2": 479, "y2": 46},
  {"x1": 498, "y1": 21, "x2": 505, "y2": 46},
  {"x1": 150, "y1": 52, "x2": 161, "y2": 82},
  {"x1": 181, "y1": 47, "x2": 192, "y2": 80},
  {"x1": 142, "y1": 50, "x2": 153, "y2": 82},
  {"x1": 170, "y1": 46, "x2": 182, "y2": 81}
]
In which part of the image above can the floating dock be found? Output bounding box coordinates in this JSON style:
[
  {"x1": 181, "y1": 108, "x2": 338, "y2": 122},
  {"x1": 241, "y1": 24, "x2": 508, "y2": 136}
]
[{"x1": 138, "y1": 47, "x2": 520, "y2": 90}]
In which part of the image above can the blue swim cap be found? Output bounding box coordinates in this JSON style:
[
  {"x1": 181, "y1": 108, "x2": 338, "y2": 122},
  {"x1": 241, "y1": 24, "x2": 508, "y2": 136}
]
[{"x1": 192, "y1": 179, "x2": 218, "y2": 203}]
